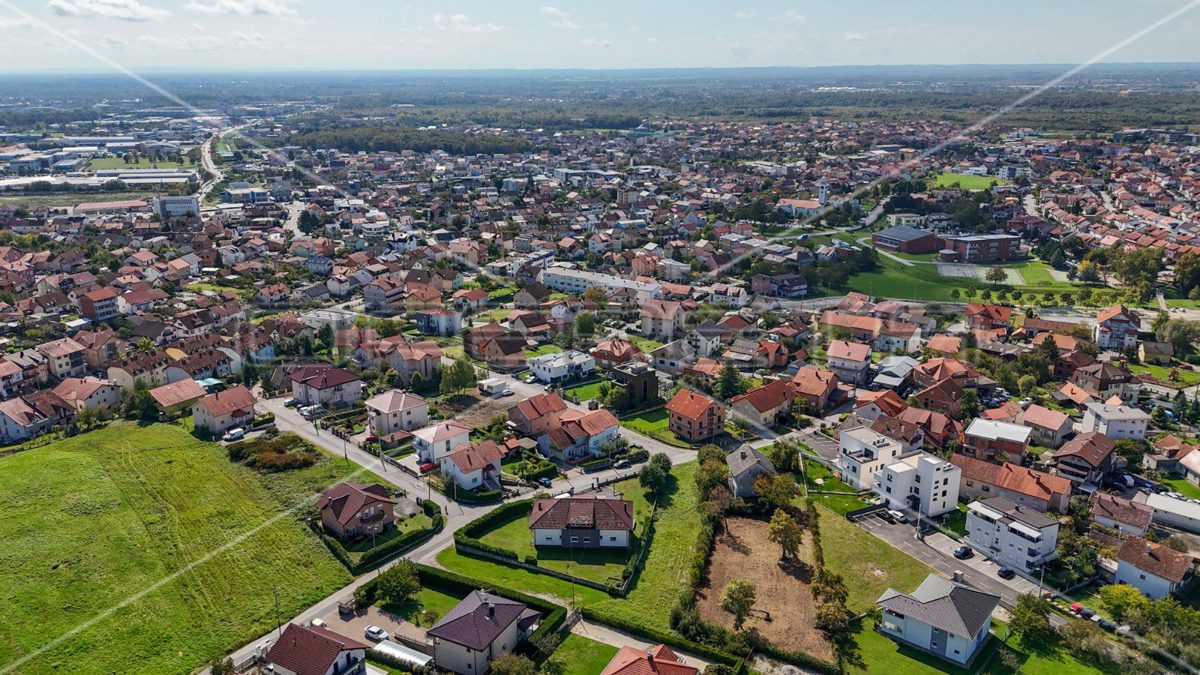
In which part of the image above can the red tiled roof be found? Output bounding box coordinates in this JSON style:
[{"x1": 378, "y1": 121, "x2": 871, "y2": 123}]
[
  {"x1": 1118, "y1": 537, "x2": 1192, "y2": 583},
  {"x1": 666, "y1": 389, "x2": 720, "y2": 421},
  {"x1": 266, "y1": 623, "x2": 368, "y2": 675},
  {"x1": 528, "y1": 496, "x2": 634, "y2": 531}
]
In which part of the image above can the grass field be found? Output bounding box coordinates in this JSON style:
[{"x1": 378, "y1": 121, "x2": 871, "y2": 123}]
[
  {"x1": 626, "y1": 335, "x2": 665, "y2": 353},
  {"x1": 0, "y1": 191, "x2": 160, "y2": 208},
  {"x1": 526, "y1": 343, "x2": 564, "y2": 358},
  {"x1": 0, "y1": 423, "x2": 355, "y2": 674},
  {"x1": 474, "y1": 307, "x2": 512, "y2": 323},
  {"x1": 847, "y1": 257, "x2": 1105, "y2": 304},
  {"x1": 438, "y1": 462, "x2": 703, "y2": 634},
  {"x1": 565, "y1": 381, "x2": 605, "y2": 401},
  {"x1": 801, "y1": 459, "x2": 869, "y2": 515},
  {"x1": 1127, "y1": 362, "x2": 1200, "y2": 388},
  {"x1": 817, "y1": 506, "x2": 933, "y2": 613},
  {"x1": 479, "y1": 509, "x2": 636, "y2": 584},
  {"x1": 1164, "y1": 477, "x2": 1200, "y2": 500},
  {"x1": 88, "y1": 156, "x2": 194, "y2": 170},
  {"x1": 930, "y1": 172, "x2": 1009, "y2": 190},
  {"x1": 620, "y1": 408, "x2": 690, "y2": 446},
  {"x1": 548, "y1": 633, "x2": 619, "y2": 674},
  {"x1": 383, "y1": 586, "x2": 464, "y2": 628}
]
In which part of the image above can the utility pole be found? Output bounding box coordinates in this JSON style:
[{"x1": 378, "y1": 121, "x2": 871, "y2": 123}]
[{"x1": 273, "y1": 585, "x2": 282, "y2": 638}]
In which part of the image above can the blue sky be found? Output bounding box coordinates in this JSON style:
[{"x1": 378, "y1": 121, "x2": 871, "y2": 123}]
[{"x1": 1, "y1": 0, "x2": 1199, "y2": 72}]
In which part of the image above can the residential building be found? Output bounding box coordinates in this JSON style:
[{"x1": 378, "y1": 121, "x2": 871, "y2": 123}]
[
  {"x1": 951, "y1": 454, "x2": 1071, "y2": 512},
  {"x1": 509, "y1": 393, "x2": 568, "y2": 438},
  {"x1": 1115, "y1": 537, "x2": 1193, "y2": 599},
  {"x1": 600, "y1": 645, "x2": 700, "y2": 675},
  {"x1": 1019, "y1": 404, "x2": 1072, "y2": 448},
  {"x1": 665, "y1": 389, "x2": 725, "y2": 442},
  {"x1": 413, "y1": 420, "x2": 472, "y2": 464},
  {"x1": 590, "y1": 337, "x2": 642, "y2": 369},
  {"x1": 965, "y1": 497, "x2": 1059, "y2": 572},
  {"x1": 52, "y1": 376, "x2": 120, "y2": 412},
  {"x1": 1089, "y1": 492, "x2": 1153, "y2": 537},
  {"x1": 727, "y1": 444, "x2": 777, "y2": 498},
  {"x1": 316, "y1": 482, "x2": 397, "y2": 540},
  {"x1": 528, "y1": 349, "x2": 595, "y2": 384},
  {"x1": 265, "y1": 623, "x2": 368, "y2": 675},
  {"x1": 876, "y1": 452, "x2": 961, "y2": 517},
  {"x1": 826, "y1": 339, "x2": 871, "y2": 385},
  {"x1": 148, "y1": 378, "x2": 207, "y2": 415},
  {"x1": 192, "y1": 385, "x2": 256, "y2": 435},
  {"x1": 729, "y1": 380, "x2": 797, "y2": 429},
  {"x1": 538, "y1": 409, "x2": 620, "y2": 462},
  {"x1": 442, "y1": 440, "x2": 504, "y2": 491},
  {"x1": 364, "y1": 390, "x2": 429, "y2": 436},
  {"x1": 414, "y1": 308, "x2": 463, "y2": 337},
  {"x1": 1093, "y1": 304, "x2": 1140, "y2": 351},
  {"x1": 37, "y1": 337, "x2": 86, "y2": 379},
  {"x1": 1071, "y1": 362, "x2": 1136, "y2": 401},
  {"x1": 876, "y1": 575, "x2": 999, "y2": 667},
  {"x1": 427, "y1": 590, "x2": 541, "y2": 675},
  {"x1": 1082, "y1": 401, "x2": 1149, "y2": 440},
  {"x1": 839, "y1": 426, "x2": 905, "y2": 491},
  {"x1": 290, "y1": 364, "x2": 363, "y2": 407},
  {"x1": 0, "y1": 390, "x2": 75, "y2": 443},
  {"x1": 963, "y1": 418, "x2": 1031, "y2": 464},
  {"x1": 528, "y1": 496, "x2": 635, "y2": 548},
  {"x1": 79, "y1": 287, "x2": 119, "y2": 322},
  {"x1": 1050, "y1": 432, "x2": 1116, "y2": 487},
  {"x1": 610, "y1": 360, "x2": 659, "y2": 407},
  {"x1": 937, "y1": 233, "x2": 1020, "y2": 262},
  {"x1": 641, "y1": 299, "x2": 686, "y2": 341}
]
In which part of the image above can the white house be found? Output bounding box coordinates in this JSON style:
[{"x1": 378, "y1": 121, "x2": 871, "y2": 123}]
[
  {"x1": 964, "y1": 497, "x2": 1059, "y2": 573},
  {"x1": 290, "y1": 364, "x2": 363, "y2": 407},
  {"x1": 427, "y1": 590, "x2": 541, "y2": 675},
  {"x1": 838, "y1": 426, "x2": 904, "y2": 491},
  {"x1": 528, "y1": 496, "x2": 635, "y2": 548},
  {"x1": 826, "y1": 339, "x2": 872, "y2": 385},
  {"x1": 528, "y1": 349, "x2": 595, "y2": 384},
  {"x1": 877, "y1": 575, "x2": 999, "y2": 667},
  {"x1": 1082, "y1": 401, "x2": 1149, "y2": 441},
  {"x1": 1089, "y1": 492, "x2": 1153, "y2": 537},
  {"x1": 192, "y1": 385, "x2": 257, "y2": 435},
  {"x1": 413, "y1": 420, "x2": 472, "y2": 464},
  {"x1": 876, "y1": 452, "x2": 961, "y2": 517},
  {"x1": 441, "y1": 440, "x2": 504, "y2": 492},
  {"x1": 364, "y1": 390, "x2": 429, "y2": 436},
  {"x1": 1115, "y1": 537, "x2": 1192, "y2": 600}
]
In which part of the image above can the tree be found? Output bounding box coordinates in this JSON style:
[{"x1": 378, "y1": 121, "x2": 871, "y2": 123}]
[
  {"x1": 769, "y1": 441, "x2": 801, "y2": 473},
  {"x1": 1017, "y1": 375, "x2": 1037, "y2": 397},
  {"x1": 489, "y1": 653, "x2": 536, "y2": 675},
  {"x1": 720, "y1": 578, "x2": 756, "y2": 632},
  {"x1": 694, "y1": 456, "x2": 730, "y2": 501},
  {"x1": 209, "y1": 657, "x2": 235, "y2": 675},
  {"x1": 767, "y1": 508, "x2": 803, "y2": 559},
  {"x1": 714, "y1": 360, "x2": 746, "y2": 400},
  {"x1": 1010, "y1": 593, "x2": 1053, "y2": 641},
  {"x1": 77, "y1": 406, "x2": 98, "y2": 430},
  {"x1": 1157, "y1": 319, "x2": 1200, "y2": 356},
  {"x1": 575, "y1": 311, "x2": 596, "y2": 336},
  {"x1": 1099, "y1": 584, "x2": 1150, "y2": 622},
  {"x1": 1163, "y1": 534, "x2": 1189, "y2": 553},
  {"x1": 985, "y1": 266, "x2": 1008, "y2": 285},
  {"x1": 638, "y1": 453, "x2": 672, "y2": 495},
  {"x1": 754, "y1": 473, "x2": 799, "y2": 508},
  {"x1": 375, "y1": 561, "x2": 420, "y2": 607},
  {"x1": 582, "y1": 286, "x2": 609, "y2": 305}
]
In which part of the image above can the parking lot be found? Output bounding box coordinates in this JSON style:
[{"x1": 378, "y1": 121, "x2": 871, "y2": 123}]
[{"x1": 316, "y1": 604, "x2": 430, "y2": 651}]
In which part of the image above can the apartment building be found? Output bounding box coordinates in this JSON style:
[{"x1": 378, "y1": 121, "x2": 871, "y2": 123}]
[{"x1": 965, "y1": 497, "x2": 1059, "y2": 572}]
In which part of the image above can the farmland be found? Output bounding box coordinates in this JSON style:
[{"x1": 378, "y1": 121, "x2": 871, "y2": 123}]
[{"x1": 0, "y1": 423, "x2": 355, "y2": 674}]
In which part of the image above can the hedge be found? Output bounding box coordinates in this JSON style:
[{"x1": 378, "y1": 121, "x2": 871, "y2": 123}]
[
  {"x1": 443, "y1": 482, "x2": 503, "y2": 504},
  {"x1": 454, "y1": 499, "x2": 532, "y2": 561},
  {"x1": 312, "y1": 510, "x2": 445, "y2": 575},
  {"x1": 580, "y1": 604, "x2": 747, "y2": 669},
  {"x1": 411, "y1": 565, "x2": 567, "y2": 650}
]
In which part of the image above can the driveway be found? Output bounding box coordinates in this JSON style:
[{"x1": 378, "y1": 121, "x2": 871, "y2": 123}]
[
  {"x1": 319, "y1": 605, "x2": 430, "y2": 651},
  {"x1": 571, "y1": 618, "x2": 714, "y2": 670}
]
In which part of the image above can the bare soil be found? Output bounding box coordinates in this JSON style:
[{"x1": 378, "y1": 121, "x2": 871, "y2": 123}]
[{"x1": 695, "y1": 516, "x2": 835, "y2": 662}]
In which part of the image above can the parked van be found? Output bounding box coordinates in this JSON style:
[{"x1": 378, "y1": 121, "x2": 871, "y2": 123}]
[{"x1": 222, "y1": 427, "x2": 246, "y2": 442}]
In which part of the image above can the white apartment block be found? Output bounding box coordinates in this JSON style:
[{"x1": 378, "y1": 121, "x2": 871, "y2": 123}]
[
  {"x1": 964, "y1": 497, "x2": 1059, "y2": 573},
  {"x1": 876, "y1": 452, "x2": 961, "y2": 517},
  {"x1": 540, "y1": 266, "x2": 661, "y2": 301},
  {"x1": 528, "y1": 349, "x2": 595, "y2": 384},
  {"x1": 838, "y1": 426, "x2": 904, "y2": 491},
  {"x1": 1082, "y1": 401, "x2": 1149, "y2": 441}
]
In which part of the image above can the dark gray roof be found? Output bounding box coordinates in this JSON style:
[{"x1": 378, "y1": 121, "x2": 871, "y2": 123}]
[
  {"x1": 877, "y1": 575, "x2": 999, "y2": 639},
  {"x1": 726, "y1": 445, "x2": 775, "y2": 479},
  {"x1": 974, "y1": 496, "x2": 1057, "y2": 529},
  {"x1": 427, "y1": 590, "x2": 540, "y2": 651},
  {"x1": 875, "y1": 225, "x2": 934, "y2": 242}
]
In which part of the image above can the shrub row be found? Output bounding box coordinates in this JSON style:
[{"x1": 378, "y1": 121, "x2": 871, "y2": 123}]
[
  {"x1": 411, "y1": 565, "x2": 567, "y2": 650},
  {"x1": 312, "y1": 513, "x2": 444, "y2": 575},
  {"x1": 444, "y1": 482, "x2": 503, "y2": 504},
  {"x1": 454, "y1": 499, "x2": 532, "y2": 561}
]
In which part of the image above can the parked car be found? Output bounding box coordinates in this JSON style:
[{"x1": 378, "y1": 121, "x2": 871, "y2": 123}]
[
  {"x1": 887, "y1": 509, "x2": 908, "y2": 524},
  {"x1": 419, "y1": 462, "x2": 437, "y2": 474},
  {"x1": 614, "y1": 459, "x2": 631, "y2": 469},
  {"x1": 222, "y1": 427, "x2": 246, "y2": 442},
  {"x1": 953, "y1": 545, "x2": 974, "y2": 560},
  {"x1": 500, "y1": 388, "x2": 515, "y2": 397},
  {"x1": 364, "y1": 625, "x2": 388, "y2": 641},
  {"x1": 537, "y1": 477, "x2": 553, "y2": 488},
  {"x1": 284, "y1": 397, "x2": 299, "y2": 407},
  {"x1": 997, "y1": 567, "x2": 1016, "y2": 580}
]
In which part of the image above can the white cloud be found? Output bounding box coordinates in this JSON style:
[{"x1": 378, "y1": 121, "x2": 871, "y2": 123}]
[
  {"x1": 778, "y1": 10, "x2": 806, "y2": 24},
  {"x1": 580, "y1": 37, "x2": 611, "y2": 47},
  {"x1": 184, "y1": 0, "x2": 295, "y2": 17},
  {"x1": 733, "y1": 11, "x2": 756, "y2": 19},
  {"x1": 0, "y1": 15, "x2": 33, "y2": 28},
  {"x1": 47, "y1": 0, "x2": 168, "y2": 21},
  {"x1": 538, "y1": 6, "x2": 576, "y2": 30},
  {"x1": 432, "y1": 13, "x2": 502, "y2": 34},
  {"x1": 844, "y1": 31, "x2": 866, "y2": 41}
]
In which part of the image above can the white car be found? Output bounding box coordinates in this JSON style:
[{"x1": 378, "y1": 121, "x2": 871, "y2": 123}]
[
  {"x1": 364, "y1": 625, "x2": 388, "y2": 641},
  {"x1": 222, "y1": 428, "x2": 246, "y2": 442}
]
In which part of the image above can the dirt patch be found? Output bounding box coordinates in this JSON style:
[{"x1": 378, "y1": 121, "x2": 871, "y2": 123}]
[
  {"x1": 695, "y1": 516, "x2": 835, "y2": 662},
  {"x1": 444, "y1": 395, "x2": 511, "y2": 428}
]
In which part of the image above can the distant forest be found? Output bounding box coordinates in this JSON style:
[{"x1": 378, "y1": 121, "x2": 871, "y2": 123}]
[{"x1": 283, "y1": 126, "x2": 536, "y2": 155}]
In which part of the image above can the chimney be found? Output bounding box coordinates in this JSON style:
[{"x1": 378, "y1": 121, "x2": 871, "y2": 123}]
[
  {"x1": 953, "y1": 570, "x2": 964, "y2": 584},
  {"x1": 487, "y1": 602, "x2": 495, "y2": 618},
  {"x1": 1146, "y1": 541, "x2": 1152, "y2": 555}
]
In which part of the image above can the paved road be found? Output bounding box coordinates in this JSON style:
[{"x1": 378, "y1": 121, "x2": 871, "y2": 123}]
[{"x1": 195, "y1": 123, "x2": 249, "y2": 203}]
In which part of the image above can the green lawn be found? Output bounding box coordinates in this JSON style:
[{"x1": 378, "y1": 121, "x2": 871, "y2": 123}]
[
  {"x1": 1127, "y1": 362, "x2": 1200, "y2": 388},
  {"x1": 548, "y1": 633, "x2": 619, "y2": 674},
  {"x1": 382, "y1": 586, "x2": 464, "y2": 628},
  {"x1": 474, "y1": 307, "x2": 512, "y2": 323},
  {"x1": 526, "y1": 343, "x2": 564, "y2": 358},
  {"x1": 479, "y1": 509, "x2": 636, "y2": 584},
  {"x1": 930, "y1": 172, "x2": 1009, "y2": 190},
  {"x1": 940, "y1": 503, "x2": 969, "y2": 537},
  {"x1": 564, "y1": 381, "x2": 605, "y2": 401},
  {"x1": 817, "y1": 506, "x2": 933, "y2": 613},
  {"x1": 626, "y1": 335, "x2": 665, "y2": 353},
  {"x1": 620, "y1": 408, "x2": 691, "y2": 446},
  {"x1": 88, "y1": 156, "x2": 194, "y2": 170},
  {"x1": 0, "y1": 423, "x2": 353, "y2": 675},
  {"x1": 1164, "y1": 477, "x2": 1200, "y2": 500},
  {"x1": 845, "y1": 257, "x2": 1101, "y2": 304},
  {"x1": 439, "y1": 462, "x2": 703, "y2": 634}
]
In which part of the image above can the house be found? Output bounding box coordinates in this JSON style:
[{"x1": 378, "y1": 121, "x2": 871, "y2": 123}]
[
  {"x1": 854, "y1": 390, "x2": 909, "y2": 424},
  {"x1": 951, "y1": 454, "x2": 1071, "y2": 512},
  {"x1": 877, "y1": 574, "x2": 999, "y2": 667},
  {"x1": 1050, "y1": 432, "x2": 1116, "y2": 487},
  {"x1": 148, "y1": 378, "x2": 207, "y2": 415},
  {"x1": 1089, "y1": 492, "x2": 1153, "y2": 537},
  {"x1": 413, "y1": 420, "x2": 472, "y2": 464},
  {"x1": 611, "y1": 360, "x2": 659, "y2": 407},
  {"x1": 826, "y1": 339, "x2": 871, "y2": 385},
  {"x1": 1144, "y1": 435, "x2": 1198, "y2": 474},
  {"x1": 1115, "y1": 537, "x2": 1193, "y2": 599},
  {"x1": 1018, "y1": 404, "x2": 1072, "y2": 448},
  {"x1": 876, "y1": 452, "x2": 961, "y2": 517},
  {"x1": 414, "y1": 308, "x2": 463, "y2": 337},
  {"x1": 264, "y1": 623, "x2": 369, "y2": 675},
  {"x1": 528, "y1": 496, "x2": 635, "y2": 548},
  {"x1": 192, "y1": 385, "x2": 256, "y2": 434},
  {"x1": 290, "y1": 364, "x2": 363, "y2": 407},
  {"x1": 790, "y1": 366, "x2": 839, "y2": 412},
  {"x1": 965, "y1": 497, "x2": 1059, "y2": 573},
  {"x1": 1138, "y1": 341, "x2": 1173, "y2": 365},
  {"x1": 539, "y1": 409, "x2": 620, "y2": 462},
  {"x1": 601, "y1": 645, "x2": 700, "y2": 675},
  {"x1": 963, "y1": 418, "x2": 1031, "y2": 464},
  {"x1": 364, "y1": 390, "x2": 429, "y2": 436},
  {"x1": 509, "y1": 393, "x2": 568, "y2": 438},
  {"x1": 479, "y1": 333, "x2": 529, "y2": 370},
  {"x1": 442, "y1": 440, "x2": 505, "y2": 492},
  {"x1": 641, "y1": 300, "x2": 686, "y2": 341},
  {"x1": 649, "y1": 340, "x2": 696, "y2": 375},
  {"x1": 315, "y1": 481, "x2": 397, "y2": 539},
  {"x1": 872, "y1": 355, "x2": 920, "y2": 391},
  {"x1": 728, "y1": 380, "x2": 797, "y2": 429},
  {"x1": 0, "y1": 390, "x2": 75, "y2": 443},
  {"x1": 589, "y1": 337, "x2": 642, "y2": 369},
  {"x1": 79, "y1": 287, "x2": 119, "y2": 322},
  {"x1": 427, "y1": 590, "x2": 541, "y2": 675},
  {"x1": 36, "y1": 337, "x2": 86, "y2": 379},
  {"x1": 964, "y1": 304, "x2": 1012, "y2": 331},
  {"x1": 1082, "y1": 401, "x2": 1149, "y2": 441},
  {"x1": 666, "y1": 388, "x2": 725, "y2": 442},
  {"x1": 52, "y1": 376, "x2": 120, "y2": 412},
  {"x1": 839, "y1": 426, "x2": 905, "y2": 491},
  {"x1": 1071, "y1": 362, "x2": 1136, "y2": 401},
  {"x1": 1093, "y1": 304, "x2": 1140, "y2": 351},
  {"x1": 872, "y1": 414, "x2": 925, "y2": 454},
  {"x1": 726, "y1": 444, "x2": 777, "y2": 498},
  {"x1": 911, "y1": 379, "x2": 965, "y2": 417},
  {"x1": 452, "y1": 288, "x2": 489, "y2": 313},
  {"x1": 528, "y1": 350, "x2": 595, "y2": 384}
]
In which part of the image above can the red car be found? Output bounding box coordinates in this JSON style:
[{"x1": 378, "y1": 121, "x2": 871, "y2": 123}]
[{"x1": 419, "y1": 462, "x2": 437, "y2": 474}]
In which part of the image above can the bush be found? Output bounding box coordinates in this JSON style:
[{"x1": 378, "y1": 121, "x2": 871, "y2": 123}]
[{"x1": 524, "y1": 554, "x2": 538, "y2": 566}]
